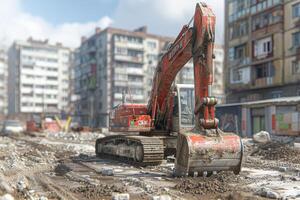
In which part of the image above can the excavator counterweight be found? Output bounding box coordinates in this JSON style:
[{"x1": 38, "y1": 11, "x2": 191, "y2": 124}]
[{"x1": 96, "y1": 2, "x2": 243, "y2": 176}]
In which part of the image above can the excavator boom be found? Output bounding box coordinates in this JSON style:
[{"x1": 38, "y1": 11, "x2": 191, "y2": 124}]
[{"x1": 96, "y1": 2, "x2": 243, "y2": 177}]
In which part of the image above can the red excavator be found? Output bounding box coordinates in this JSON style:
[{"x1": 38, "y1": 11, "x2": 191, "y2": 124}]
[{"x1": 96, "y1": 2, "x2": 243, "y2": 176}]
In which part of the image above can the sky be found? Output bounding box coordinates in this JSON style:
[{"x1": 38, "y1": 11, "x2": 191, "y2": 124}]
[{"x1": 0, "y1": 0, "x2": 224, "y2": 48}]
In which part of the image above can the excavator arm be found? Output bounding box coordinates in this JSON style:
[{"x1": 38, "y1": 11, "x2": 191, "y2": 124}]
[
  {"x1": 99, "y1": 2, "x2": 243, "y2": 177},
  {"x1": 148, "y1": 3, "x2": 218, "y2": 131}
]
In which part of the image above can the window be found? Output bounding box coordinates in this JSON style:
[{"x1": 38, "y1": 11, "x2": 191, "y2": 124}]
[
  {"x1": 293, "y1": 3, "x2": 300, "y2": 18},
  {"x1": 147, "y1": 41, "x2": 157, "y2": 49},
  {"x1": 252, "y1": 9, "x2": 283, "y2": 31},
  {"x1": 232, "y1": 68, "x2": 243, "y2": 82},
  {"x1": 235, "y1": 44, "x2": 246, "y2": 60},
  {"x1": 23, "y1": 65, "x2": 34, "y2": 69},
  {"x1": 128, "y1": 75, "x2": 143, "y2": 82},
  {"x1": 271, "y1": 91, "x2": 282, "y2": 99},
  {"x1": 292, "y1": 32, "x2": 300, "y2": 48},
  {"x1": 255, "y1": 62, "x2": 274, "y2": 78},
  {"x1": 229, "y1": 20, "x2": 249, "y2": 40},
  {"x1": 115, "y1": 47, "x2": 127, "y2": 55},
  {"x1": 230, "y1": 67, "x2": 251, "y2": 84},
  {"x1": 47, "y1": 76, "x2": 58, "y2": 81},
  {"x1": 292, "y1": 61, "x2": 300, "y2": 74},
  {"x1": 253, "y1": 37, "x2": 272, "y2": 58}
]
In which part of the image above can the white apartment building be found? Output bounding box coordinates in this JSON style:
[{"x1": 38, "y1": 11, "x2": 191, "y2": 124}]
[
  {"x1": 0, "y1": 49, "x2": 8, "y2": 116},
  {"x1": 8, "y1": 38, "x2": 71, "y2": 117}
]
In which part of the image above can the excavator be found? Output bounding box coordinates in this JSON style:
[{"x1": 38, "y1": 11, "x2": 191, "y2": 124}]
[{"x1": 95, "y1": 2, "x2": 243, "y2": 176}]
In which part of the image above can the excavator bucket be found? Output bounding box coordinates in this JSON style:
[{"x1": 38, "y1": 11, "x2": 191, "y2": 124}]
[{"x1": 175, "y1": 130, "x2": 243, "y2": 176}]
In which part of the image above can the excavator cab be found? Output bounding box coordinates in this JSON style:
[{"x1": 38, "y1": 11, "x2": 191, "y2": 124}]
[{"x1": 172, "y1": 84, "x2": 195, "y2": 132}]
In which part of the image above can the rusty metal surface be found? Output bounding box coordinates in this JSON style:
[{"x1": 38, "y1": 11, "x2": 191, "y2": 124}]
[{"x1": 175, "y1": 129, "x2": 243, "y2": 176}]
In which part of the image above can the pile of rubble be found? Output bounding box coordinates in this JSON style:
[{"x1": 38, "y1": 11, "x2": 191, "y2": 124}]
[
  {"x1": 71, "y1": 184, "x2": 126, "y2": 199},
  {"x1": 48, "y1": 131, "x2": 105, "y2": 142},
  {"x1": 251, "y1": 142, "x2": 300, "y2": 164},
  {"x1": 174, "y1": 172, "x2": 240, "y2": 196}
]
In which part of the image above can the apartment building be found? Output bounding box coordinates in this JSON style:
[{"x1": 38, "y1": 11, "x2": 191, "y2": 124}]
[
  {"x1": 8, "y1": 38, "x2": 72, "y2": 117},
  {"x1": 0, "y1": 49, "x2": 8, "y2": 116},
  {"x1": 225, "y1": 0, "x2": 300, "y2": 103},
  {"x1": 75, "y1": 27, "x2": 173, "y2": 127}
]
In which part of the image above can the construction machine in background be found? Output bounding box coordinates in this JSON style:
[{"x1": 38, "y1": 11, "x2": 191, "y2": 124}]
[{"x1": 95, "y1": 2, "x2": 243, "y2": 176}]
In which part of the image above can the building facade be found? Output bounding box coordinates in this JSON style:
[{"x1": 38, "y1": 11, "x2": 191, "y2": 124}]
[
  {"x1": 75, "y1": 27, "x2": 173, "y2": 127},
  {"x1": 8, "y1": 38, "x2": 72, "y2": 118},
  {"x1": 225, "y1": 0, "x2": 300, "y2": 103},
  {"x1": 0, "y1": 49, "x2": 8, "y2": 116}
]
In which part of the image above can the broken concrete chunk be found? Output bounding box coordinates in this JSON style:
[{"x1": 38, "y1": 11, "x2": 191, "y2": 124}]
[
  {"x1": 112, "y1": 193, "x2": 130, "y2": 200},
  {"x1": 0, "y1": 194, "x2": 14, "y2": 200},
  {"x1": 0, "y1": 179, "x2": 13, "y2": 193},
  {"x1": 278, "y1": 167, "x2": 287, "y2": 172},
  {"x1": 101, "y1": 167, "x2": 114, "y2": 176},
  {"x1": 151, "y1": 195, "x2": 172, "y2": 200},
  {"x1": 253, "y1": 131, "x2": 271, "y2": 144},
  {"x1": 256, "y1": 187, "x2": 280, "y2": 199},
  {"x1": 16, "y1": 178, "x2": 27, "y2": 192}
]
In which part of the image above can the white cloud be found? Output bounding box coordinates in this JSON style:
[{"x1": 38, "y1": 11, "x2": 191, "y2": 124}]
[
  {"x1": 113, "y1": 0, "x2": 224, "y2": 44},
  {"x1": 0, "y1": 0, "x2": 224, "y2": 48},
  {"x1": 0, "y1": 0, "x2": 113, "y2": 48}
]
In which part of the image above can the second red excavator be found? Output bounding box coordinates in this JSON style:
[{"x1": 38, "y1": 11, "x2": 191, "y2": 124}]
[{"x1": 95, "y1": 2, "x2": 243, "y2": 176}]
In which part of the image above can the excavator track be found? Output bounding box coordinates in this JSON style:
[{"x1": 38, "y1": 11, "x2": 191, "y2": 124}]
[{"x1": 95, "y1": 135, "x2": 164, "y2": 166}]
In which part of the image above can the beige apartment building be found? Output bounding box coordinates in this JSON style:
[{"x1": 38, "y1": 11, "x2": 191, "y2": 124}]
[
  {"x1": 225, "y1": 0, "x2": 300, "y2": 103},
  {"x1": 75, "y1": 27, "x2": 173, "y2": 127}
]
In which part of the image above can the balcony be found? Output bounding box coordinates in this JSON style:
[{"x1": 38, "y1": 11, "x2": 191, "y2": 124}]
[
  {"x1": 250, "y1": 0, "x2": 283, "y2": 16},
  {"x1": 114, "y1": 93, "x2": 123, "y2": 100},
  {"x1": 253, "y1": 77, "x2": 273, "y2": 88},
  {"x1": 127, "y1": 68, "x2": 143, "y2": 75},
  {"x1": 114, "y1": 54, "x2": 143, "y2": 64},
  {"x1": 229, "y1": 58, "x2": 251, "y2": 68},
  {"x1": 114, "y1": 41, "x2": 144, "y2": 51}
]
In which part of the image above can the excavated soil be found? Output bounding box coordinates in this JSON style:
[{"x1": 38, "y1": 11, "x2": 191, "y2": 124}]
[
  {"x1": 174, "y1": 172, "x2": 241, "y2": 195},
  {"x1": 71, "y1": 184, "x2": 126, "y2": 199},
  {"x1": 251, "y1": 142, "x2": 300, "y2": 164}
]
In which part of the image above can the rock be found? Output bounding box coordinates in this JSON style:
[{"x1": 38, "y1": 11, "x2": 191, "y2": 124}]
[
  {"x1": 112, "y1": 193, "x2": 130, "y2": 200},
  {"x1": 293, "y1": 143, "x2": 300, "y2": 150},
  {"x1": 0, "y1": 179, "x2": 13, "y2": 193},
  {"x1": 266, "y1": 191, "x2": 280, "y2": 199},
  {"x1": 253, "y1": 131, "x2": 271, "y2": 144},
  {"x1": 145, "y1": 184, "x2": 152, "y2": 192},
  {"x1": 256, "y1": 188, "x2": 280, "y2": 199},
  {"x1": 16, "y1": 178, "x2": 27, "y2": 192},
  {"x1": 101, "y1": 167, "x2": 114, "y2": 176},
  {"x1": 151, "y1": 195, "x2": 172, "y2": 200},
  {"x1": 0, "y1": 194, "x2": 14, "y2": 200},
  {"x1": 278, "y1": 167, "x2": 287, "y2": 172}
]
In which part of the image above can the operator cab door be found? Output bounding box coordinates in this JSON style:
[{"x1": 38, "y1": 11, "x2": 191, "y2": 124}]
[{"x1": 172, "y1": 85, "x2": 195, "y2": 132}]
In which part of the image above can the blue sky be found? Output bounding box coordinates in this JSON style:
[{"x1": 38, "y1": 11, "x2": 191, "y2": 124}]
[
  {"x1": 0, "y1": 0, "x2": 224, "y2": 48},
  {"x1": 22, "y1": 0, "x2": 119, "y2": 25}
]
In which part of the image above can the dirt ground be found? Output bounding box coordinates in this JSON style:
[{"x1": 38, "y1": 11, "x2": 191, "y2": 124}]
[{"x1": 0, "y1": 132, "x2": 299, "y2": 200}]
